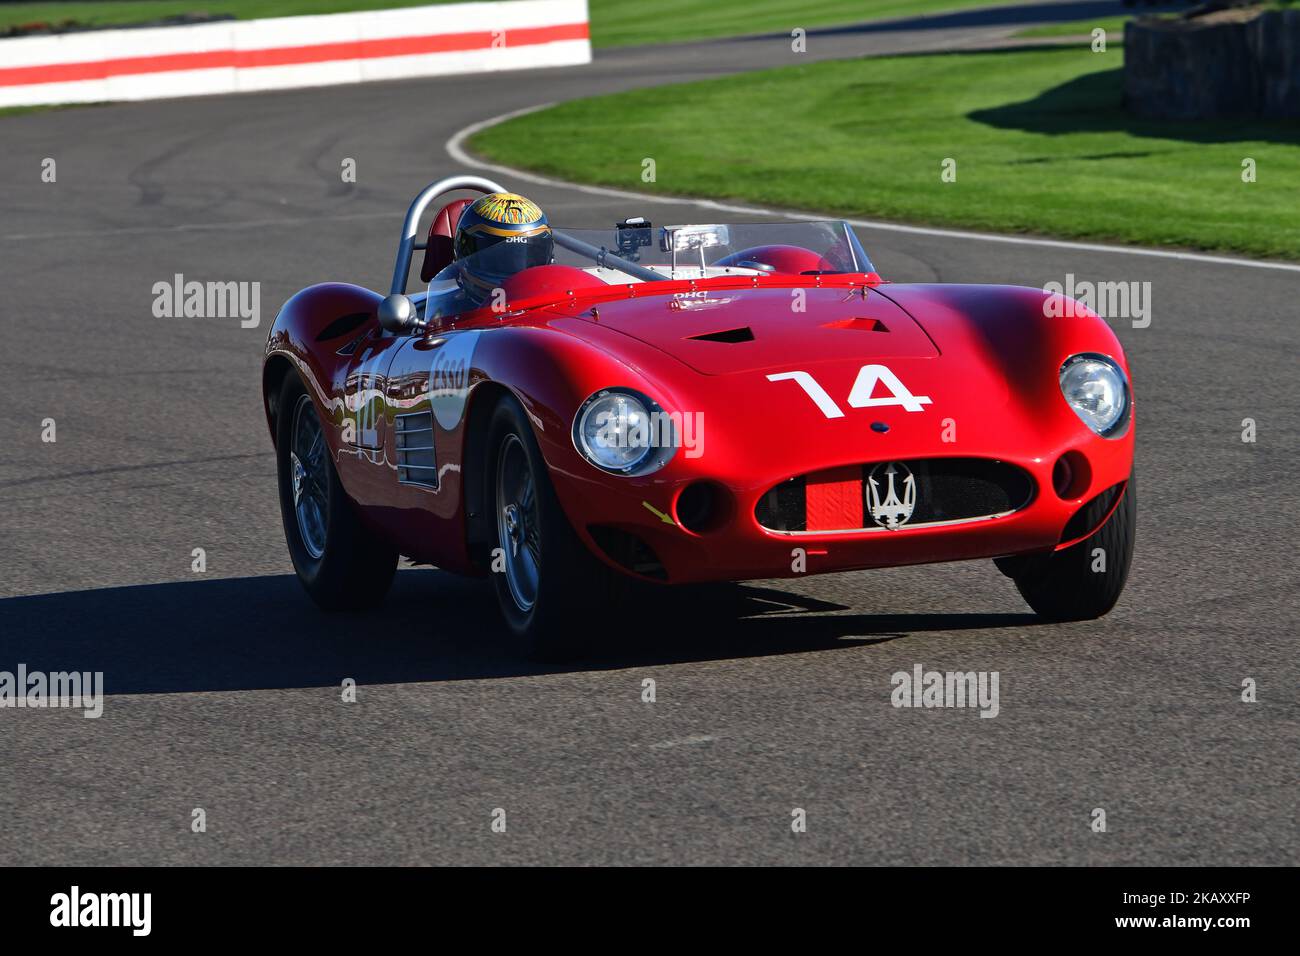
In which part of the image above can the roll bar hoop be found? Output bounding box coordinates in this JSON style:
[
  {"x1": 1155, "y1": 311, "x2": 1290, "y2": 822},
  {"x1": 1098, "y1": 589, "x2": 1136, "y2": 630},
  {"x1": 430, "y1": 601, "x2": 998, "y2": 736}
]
[{"x1": 389, "y1": 174, "x2": 507, "y2": 295}]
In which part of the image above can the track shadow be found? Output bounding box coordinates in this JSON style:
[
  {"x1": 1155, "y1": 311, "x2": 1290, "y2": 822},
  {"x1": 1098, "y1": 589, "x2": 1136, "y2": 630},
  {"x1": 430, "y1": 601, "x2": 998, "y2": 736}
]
[
  {"x1": 969, "y1": 59, "x2": 1300, "y2": 147},
  {"x1": 753, "y1": 0, "x2": 1195, "y2": 40},
  {"x1": 0, "y1": 571, "x2": 1037, "y2": 693}
]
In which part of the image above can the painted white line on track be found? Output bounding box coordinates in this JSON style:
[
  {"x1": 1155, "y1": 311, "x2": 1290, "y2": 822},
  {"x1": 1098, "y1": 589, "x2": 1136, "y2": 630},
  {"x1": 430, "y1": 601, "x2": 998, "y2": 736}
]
[{"x1": 447, "y1": 103, "x2": 1300, "y2": 275}]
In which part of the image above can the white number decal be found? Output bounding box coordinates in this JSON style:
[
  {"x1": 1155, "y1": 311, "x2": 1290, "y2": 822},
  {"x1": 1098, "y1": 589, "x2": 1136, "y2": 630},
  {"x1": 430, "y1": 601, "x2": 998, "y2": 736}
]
[
  {"x1": 767, "y1": 364, "x2": 932, "y2": 418},
  {"x1": 765, "y1": 371, "x2": 844, "y2": 419},
  {"x1": 845, "y1": 364, "x2": 933, "y2": 413}
]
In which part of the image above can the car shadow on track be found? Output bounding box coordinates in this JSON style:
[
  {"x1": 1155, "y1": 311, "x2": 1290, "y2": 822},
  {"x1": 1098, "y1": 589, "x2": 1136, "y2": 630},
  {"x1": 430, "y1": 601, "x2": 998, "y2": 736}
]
[
  {"x1": 0, "y1": 571, "x2": 1036, "y2": 693},
  {"x1": 751, "y1": 0, "x2": 1197, "y2": 40}
]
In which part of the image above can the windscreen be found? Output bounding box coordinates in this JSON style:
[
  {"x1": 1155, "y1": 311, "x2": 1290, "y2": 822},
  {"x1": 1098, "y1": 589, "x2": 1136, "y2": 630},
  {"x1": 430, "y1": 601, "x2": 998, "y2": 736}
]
[
  {"x1": 438, "y1": 220, "x2": 875, "y2": 285},
  {"x1": 553, "y1": 220, "x2": 873, "y2": 276}
]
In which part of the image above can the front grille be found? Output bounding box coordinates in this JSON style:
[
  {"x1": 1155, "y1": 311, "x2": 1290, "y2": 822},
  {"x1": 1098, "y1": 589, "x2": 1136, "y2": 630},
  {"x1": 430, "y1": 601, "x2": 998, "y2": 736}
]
[
  {"x1": 755, "y1": 458, "x2": 1034, "y2": 533},
  {"x1": 395, "y1": 412, "x2": 437, "y2": 488}
]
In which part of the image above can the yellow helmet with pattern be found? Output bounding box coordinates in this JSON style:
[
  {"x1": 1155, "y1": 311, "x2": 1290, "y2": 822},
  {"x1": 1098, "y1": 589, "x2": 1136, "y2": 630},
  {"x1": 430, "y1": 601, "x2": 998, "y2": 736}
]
[{"x1": 453, "y1": 192, "x2": 553, "y2": 302}]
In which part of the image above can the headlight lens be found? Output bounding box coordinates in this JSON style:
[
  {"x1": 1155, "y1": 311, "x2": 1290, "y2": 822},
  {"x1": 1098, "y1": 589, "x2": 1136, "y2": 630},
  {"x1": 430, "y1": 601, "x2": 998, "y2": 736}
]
[
  {"x1": 574, "y1": 388, "x2": 676, "y2": 475},
  {"x1": 1060, "y1": 354, "x2": 1128, "y2": 436}
]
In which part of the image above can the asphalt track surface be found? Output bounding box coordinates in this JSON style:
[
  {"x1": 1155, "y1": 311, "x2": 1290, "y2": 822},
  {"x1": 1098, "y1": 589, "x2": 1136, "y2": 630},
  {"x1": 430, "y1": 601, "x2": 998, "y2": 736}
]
[{"x1": 0, "y1": 0, "x2": 1295, "y2": 866}]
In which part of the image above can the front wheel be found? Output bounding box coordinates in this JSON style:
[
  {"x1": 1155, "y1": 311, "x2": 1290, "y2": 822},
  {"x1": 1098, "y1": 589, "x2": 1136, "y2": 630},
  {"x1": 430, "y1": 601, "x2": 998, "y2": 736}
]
[
  {"x1": 1000, "y1": 474, "x2": 1136, "y2": 622},
  {"x1": 486, "y1": 394, "x2": 625, "y2": 660},
  {"x1": 275, "y1": 373, "x2": 397, "y2": 611}
]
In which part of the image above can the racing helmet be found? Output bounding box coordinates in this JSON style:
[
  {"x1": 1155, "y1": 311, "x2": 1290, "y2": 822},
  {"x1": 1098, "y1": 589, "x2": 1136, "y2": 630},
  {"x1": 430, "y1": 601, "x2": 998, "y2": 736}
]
[{"x1": 453, "y1": 193, "x2": 554, "y2": 303}]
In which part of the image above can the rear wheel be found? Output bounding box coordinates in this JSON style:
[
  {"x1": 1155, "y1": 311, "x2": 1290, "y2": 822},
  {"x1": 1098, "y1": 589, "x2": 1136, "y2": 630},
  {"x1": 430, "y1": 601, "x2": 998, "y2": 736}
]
[
  {"x1": 486, "y1": 394, "x2": 625, "y2": 660},
  {"x1": 275, "y1": 373, "x2": 397, "y2": 610},
  {"x1": 1001, "y1": 474, "x2": 1136, "y2": 621}
]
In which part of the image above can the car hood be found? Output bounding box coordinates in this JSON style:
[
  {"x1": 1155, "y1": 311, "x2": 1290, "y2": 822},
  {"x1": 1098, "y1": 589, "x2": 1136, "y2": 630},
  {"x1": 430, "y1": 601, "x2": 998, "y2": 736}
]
[{"x1": 566, "y1": 286, "x2": 939, "y2": 375}]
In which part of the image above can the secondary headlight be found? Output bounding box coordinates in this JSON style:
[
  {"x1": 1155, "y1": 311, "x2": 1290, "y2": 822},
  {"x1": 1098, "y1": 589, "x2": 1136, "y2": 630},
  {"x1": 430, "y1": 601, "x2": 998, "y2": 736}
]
[
  {"x1": 1060, "y1": 353, "x2": 1129, "y2": 437},
  {"x1": 573, "y1": 388, "x2": 676, "y2": 475}
]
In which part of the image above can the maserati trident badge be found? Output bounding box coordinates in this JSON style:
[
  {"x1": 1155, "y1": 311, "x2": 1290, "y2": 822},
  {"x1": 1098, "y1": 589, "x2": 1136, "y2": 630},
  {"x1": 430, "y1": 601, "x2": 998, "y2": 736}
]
[{"x1": 867, "y1": 461, "x2": 917, "y2": 529}]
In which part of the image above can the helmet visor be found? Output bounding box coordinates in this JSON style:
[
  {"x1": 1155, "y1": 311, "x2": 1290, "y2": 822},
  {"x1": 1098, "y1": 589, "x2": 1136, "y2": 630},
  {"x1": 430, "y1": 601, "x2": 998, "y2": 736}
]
[
  {"x1": 468, "y1": 233, "x2": 554, "y2": 276},
  {"x1": 458, "y1": 229, "x2": 554, "y2": 297}
]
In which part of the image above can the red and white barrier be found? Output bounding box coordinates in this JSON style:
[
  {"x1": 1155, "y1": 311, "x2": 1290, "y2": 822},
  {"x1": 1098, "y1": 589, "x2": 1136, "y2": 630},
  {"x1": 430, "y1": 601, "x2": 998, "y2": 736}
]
[{"x1": 0, "y1": 0, "x2": 590, "y2": 108}]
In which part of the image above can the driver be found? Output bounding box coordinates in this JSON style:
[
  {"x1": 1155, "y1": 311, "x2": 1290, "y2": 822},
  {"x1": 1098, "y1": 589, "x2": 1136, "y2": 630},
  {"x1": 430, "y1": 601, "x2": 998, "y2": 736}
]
[{"x1": 452, "y1": 192, "x2": 554, "y2": 306}]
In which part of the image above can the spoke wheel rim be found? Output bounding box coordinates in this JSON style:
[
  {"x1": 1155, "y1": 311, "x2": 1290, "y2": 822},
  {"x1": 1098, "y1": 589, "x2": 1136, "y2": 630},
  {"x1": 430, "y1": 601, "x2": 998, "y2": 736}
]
[
  {"x1": 495, "y1": 433, "x2": 541, "y2": 613},
  {"x1": 291, "y1": 394, "x2": 329, "y2": 560}
]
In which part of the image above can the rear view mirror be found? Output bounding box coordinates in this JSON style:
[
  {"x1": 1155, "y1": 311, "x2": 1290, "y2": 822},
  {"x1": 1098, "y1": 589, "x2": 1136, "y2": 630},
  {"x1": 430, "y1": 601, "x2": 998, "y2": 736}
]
[{"x1": 378, "y1": 294, "x2": 420, "y2": 334}]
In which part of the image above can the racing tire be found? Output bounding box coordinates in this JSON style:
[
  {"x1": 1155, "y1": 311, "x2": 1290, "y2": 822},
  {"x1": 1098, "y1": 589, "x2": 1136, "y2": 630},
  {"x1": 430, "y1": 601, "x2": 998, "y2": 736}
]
[
  {"x1": 275, "y1": 373, "x2": 397, "y2": 611},
  {"x1": 486, "y1": 393, "x2": 625, "y2": 661},
  {"x1": 1002, "y1": 473, "x2": 1136, "y2": 622}
]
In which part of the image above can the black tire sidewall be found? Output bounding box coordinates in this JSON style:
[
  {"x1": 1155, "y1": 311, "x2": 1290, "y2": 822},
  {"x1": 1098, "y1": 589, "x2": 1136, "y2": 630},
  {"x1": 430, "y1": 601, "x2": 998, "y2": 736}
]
[
  {"x1": 1015, "y1": 472, "x2": 1137, "y2": 621},
  {"x1": 275, "y1": 372, "x2": 396, "y2": 609},
  {"x1": 486, "y1": 394, "x2": 591, "y2": 656},
  {"x1": 276, "y1": 375, "x2": 329, "y2": 588}
]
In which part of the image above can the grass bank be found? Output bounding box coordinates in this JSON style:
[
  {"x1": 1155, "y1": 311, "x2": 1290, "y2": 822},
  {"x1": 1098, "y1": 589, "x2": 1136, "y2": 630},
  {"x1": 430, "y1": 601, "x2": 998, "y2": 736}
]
[{"x1": 469, "y1": 46, "x2": 1300, "y2": 260}]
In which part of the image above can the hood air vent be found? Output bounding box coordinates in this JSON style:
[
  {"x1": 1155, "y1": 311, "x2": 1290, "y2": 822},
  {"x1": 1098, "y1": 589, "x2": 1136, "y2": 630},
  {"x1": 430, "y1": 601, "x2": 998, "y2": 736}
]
[
  {"x1": 822, "y1": 317, "x2": 887, "y2": 332},
  {"x1": 688, "y1": 326, "x2": 754, "y2": 343}
]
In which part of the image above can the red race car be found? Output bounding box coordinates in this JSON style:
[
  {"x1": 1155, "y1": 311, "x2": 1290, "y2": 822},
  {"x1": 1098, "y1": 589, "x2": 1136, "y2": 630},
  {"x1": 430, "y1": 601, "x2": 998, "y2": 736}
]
[{"x1": 263, "y1": 175, "x2": 1135, "y2": 657}]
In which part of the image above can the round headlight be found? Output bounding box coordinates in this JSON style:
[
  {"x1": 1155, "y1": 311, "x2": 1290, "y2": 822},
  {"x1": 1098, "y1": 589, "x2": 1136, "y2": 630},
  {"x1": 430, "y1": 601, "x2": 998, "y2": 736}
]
[
  {"x1": 1060, "y1": 354, "x2": 1128, "y2": 436},
  {"x1": 574, "y1": 388, "x2": 670, "y2": 474}
]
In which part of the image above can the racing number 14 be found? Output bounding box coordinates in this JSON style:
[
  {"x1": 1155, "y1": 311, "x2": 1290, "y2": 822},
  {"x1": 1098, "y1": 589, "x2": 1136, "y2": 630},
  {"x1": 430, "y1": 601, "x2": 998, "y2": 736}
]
[{"x1": 767, "y1": 365, "x2": 933, "y2": 418}]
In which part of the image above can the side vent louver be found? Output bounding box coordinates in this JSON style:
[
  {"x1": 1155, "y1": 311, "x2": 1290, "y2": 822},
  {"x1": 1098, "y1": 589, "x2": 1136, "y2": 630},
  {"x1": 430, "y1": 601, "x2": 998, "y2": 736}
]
[
  {"x1": 395, "y1": 412, "x2": 437, "y2": 489},
  {"x1": 315, "y1": 311, "x2": 370, "y2": 342}
]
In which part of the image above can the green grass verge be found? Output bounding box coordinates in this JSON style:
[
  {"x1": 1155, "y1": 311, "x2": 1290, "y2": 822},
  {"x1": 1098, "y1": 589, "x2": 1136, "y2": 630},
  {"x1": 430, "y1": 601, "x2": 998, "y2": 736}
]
[
  {"x1": 1016, "y1": 15, "x2": 1131, "y2": 39},
  {"x1": 468, "y1": 46, "x2": 1300, "y2": 260},
  {"x1": 0, "y1": 0, "x2": 1035, "y2": 46},
  {"x1": 0, "y1": 101, "x2": 110, "y2": 118}
]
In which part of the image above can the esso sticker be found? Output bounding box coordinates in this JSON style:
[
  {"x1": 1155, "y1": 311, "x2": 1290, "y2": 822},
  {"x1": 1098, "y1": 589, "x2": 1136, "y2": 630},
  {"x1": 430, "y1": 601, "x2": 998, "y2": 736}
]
[{"x1": 429, "y1": 331, "x2": 481, "y2": 430}]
